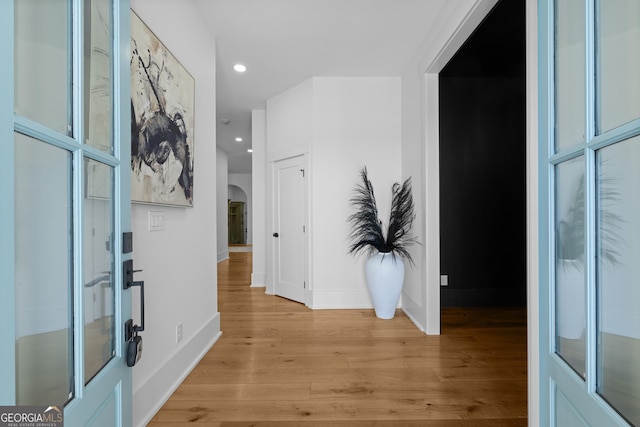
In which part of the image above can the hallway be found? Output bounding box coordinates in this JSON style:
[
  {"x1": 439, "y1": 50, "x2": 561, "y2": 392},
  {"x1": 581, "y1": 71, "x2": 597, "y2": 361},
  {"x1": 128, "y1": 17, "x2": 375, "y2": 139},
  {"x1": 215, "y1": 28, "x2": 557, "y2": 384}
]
[{"x1": 149, "y1": 252, "x2": 527, "y2": 425}]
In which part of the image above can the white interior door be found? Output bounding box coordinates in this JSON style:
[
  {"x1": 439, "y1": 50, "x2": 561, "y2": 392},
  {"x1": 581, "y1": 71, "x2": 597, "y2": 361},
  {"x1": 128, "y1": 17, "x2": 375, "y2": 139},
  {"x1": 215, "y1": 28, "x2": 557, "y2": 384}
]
[
  {"x1": 272, "y1": 156, "x2": 307, "y2": 304},
  {"x1": 1, "y1": 1, "x2": 133, "y2": 425},
  {"x1": 539, "y1": 1, "x2": 640, "y2": 425}
]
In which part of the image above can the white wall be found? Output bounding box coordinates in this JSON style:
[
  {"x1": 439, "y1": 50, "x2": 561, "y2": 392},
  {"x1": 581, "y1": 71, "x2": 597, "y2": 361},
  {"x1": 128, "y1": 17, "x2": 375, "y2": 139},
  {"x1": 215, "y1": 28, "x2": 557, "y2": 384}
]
[
  {"x1": 228, "y1": 185, "x2": 246, "y2": 203},
  {"x1": 399, "y1": 53, "x2": 427, "y2": 332},
  {"x1": 266, "y1": 79, "x2": 313, "y2": 160},
  {"x1": 265, "y1": 85, "x2": 311, "y2": 295},
  {"x1": 399, "y1": 0, "x2": 500, "y2": 335},
  {"x1": 397, "y1": 1, "x2": 538, "y2": 424},
  {"x1": 130, "y1": 2, "x2": 220, "y2": 426},
  {"x1": 266, "y1": 77, "x2": 402, "y2": 308},
  {"x1": 251, "y1": 110, "x2": 267, "y2": 287},
  {"x1": 216, "y1": 148, "x2": 229, "y2": 262},
  {"x1": 229, "y1": 173, "x2": 252, "y2": 244},
  {"x1": 312, "y1": 77, "x2": 402, "y2": 308}
]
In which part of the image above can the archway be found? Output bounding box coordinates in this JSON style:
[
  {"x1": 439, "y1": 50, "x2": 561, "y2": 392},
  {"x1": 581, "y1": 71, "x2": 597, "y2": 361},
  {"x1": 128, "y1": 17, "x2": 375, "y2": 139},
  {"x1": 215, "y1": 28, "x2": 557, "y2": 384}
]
[{"x1": 228, "y1": 184, "x2": 247, "y2": 245}]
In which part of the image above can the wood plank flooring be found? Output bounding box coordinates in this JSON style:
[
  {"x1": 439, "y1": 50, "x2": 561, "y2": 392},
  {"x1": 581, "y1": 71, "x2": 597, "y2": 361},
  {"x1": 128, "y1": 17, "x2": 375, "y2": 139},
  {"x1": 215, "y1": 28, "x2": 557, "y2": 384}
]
[{"x1": 149, "y1": 252, "x2": 528, "y2": 426}]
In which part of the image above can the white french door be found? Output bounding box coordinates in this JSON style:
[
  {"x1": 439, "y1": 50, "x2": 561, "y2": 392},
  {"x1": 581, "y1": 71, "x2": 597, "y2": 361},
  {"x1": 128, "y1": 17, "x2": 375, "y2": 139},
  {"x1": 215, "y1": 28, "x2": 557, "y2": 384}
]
[
  {"x1": 539, "y1": 0, "x2": 640, "y2": 425},
  {"x1": 1, "y1": 0, "x2": 132, "y2": 425}
]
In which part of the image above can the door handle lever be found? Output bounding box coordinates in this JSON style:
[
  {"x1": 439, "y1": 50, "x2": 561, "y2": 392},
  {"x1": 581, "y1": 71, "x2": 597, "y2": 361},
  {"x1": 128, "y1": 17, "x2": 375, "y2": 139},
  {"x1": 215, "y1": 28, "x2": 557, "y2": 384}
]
[
  {"x1": 124, "y1": 259, "x2": 145, "y2": 367},
  {"x1": 123, "y1": 259, "x2": 145, "y2": 334}
]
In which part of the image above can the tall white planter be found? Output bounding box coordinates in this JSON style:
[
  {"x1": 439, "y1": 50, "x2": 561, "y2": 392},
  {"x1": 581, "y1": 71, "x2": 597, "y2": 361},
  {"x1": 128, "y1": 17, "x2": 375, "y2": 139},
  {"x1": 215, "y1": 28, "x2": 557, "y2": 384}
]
[
  {"x1": 557, "y1": 259, "x2": 585, "y2": 339},
  {"x1": 365, "y1": 252, "x2": 405, "y2": 319}
]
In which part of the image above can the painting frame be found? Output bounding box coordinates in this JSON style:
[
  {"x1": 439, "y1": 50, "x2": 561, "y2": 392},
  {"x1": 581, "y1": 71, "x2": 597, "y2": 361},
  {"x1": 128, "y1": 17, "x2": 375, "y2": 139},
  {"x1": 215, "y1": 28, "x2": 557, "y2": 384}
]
[{"x1": 130, "y1": 10, "x2": 195, "y2": 207}]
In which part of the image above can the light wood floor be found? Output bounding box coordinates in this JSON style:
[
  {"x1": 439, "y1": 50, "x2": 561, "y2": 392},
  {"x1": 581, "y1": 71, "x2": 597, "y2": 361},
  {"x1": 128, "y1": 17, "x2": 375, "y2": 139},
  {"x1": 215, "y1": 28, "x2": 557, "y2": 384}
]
[{"x1": 149, "y1": 252, "x2": 528, "y2": 426}]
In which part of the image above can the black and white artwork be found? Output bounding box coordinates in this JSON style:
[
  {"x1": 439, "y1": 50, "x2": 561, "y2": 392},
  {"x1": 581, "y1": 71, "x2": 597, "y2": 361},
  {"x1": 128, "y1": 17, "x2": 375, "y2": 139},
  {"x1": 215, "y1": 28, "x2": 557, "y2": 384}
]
[{"x1": 130, "y1": 10, "x2": 194, "y2": 207}]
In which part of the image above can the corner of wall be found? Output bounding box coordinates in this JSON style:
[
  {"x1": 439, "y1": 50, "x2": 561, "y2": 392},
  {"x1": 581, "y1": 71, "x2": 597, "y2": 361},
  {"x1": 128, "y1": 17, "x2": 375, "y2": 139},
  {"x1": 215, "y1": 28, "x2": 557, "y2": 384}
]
[
  {"x1": 217, "y1": 148, "x2": 229, "y2": 258},
  {"x1": 250, "y1": 272, "x2": 267, "y2": 287},
  {"x1": 133, "y1": 313, "x2": 221, "y2": 427},
  {"x1": 251, "y1": 110, "x2": 267, "y2": 291},
  {"x1": 217, "y1": 249, "x2": 229, "y2": 263}
]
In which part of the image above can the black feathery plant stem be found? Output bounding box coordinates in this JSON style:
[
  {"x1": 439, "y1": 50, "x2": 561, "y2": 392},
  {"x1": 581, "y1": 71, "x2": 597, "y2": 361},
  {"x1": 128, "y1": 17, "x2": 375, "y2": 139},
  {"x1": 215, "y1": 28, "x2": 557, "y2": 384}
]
[
  {"x1": 386, "y1": 178, "x2": 417, "y2": 265},
  {"x1": 347, "y1": 167, "x2": 385, "y2": 258},
  {"x1": 557, "y1": 171, "x2": 624, "y2": 270},
  {"x1": 347, "y1": 167, "x2": 417, "y2": 265}
]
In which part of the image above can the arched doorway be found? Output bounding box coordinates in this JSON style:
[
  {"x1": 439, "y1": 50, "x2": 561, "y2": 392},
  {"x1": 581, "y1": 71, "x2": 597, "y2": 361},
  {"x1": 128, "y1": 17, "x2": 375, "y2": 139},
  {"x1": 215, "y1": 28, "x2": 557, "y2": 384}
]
[{"x1": 228, "y1": 184, "x2": 247, "y2": 244}]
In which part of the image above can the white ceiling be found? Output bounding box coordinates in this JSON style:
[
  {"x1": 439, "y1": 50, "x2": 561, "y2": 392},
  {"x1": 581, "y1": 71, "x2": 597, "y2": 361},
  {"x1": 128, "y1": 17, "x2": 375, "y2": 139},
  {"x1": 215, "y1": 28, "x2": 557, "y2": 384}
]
[{"x1": 195, "y1": 0, "x2": 475, "y2": 173}]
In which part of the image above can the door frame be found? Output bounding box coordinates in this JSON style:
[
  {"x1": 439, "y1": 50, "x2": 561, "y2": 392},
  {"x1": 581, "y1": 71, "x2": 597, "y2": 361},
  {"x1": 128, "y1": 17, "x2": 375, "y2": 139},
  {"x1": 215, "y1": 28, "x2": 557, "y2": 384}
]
[
  {"x1": 228, "y1": 201, "x2": 246, "y2": 244},
  {"x1": 0, "y1": 0, "x2": 16, "y2": 405},
  {"x1": 420, "y1": 0, "x2": 501, "y2": 334},
  {"x1": 526, "y1": 1, "x2": 539, "y2": 424},
  {"x1": 418, "y1": 0, "x2": 539, "y2": 423}
]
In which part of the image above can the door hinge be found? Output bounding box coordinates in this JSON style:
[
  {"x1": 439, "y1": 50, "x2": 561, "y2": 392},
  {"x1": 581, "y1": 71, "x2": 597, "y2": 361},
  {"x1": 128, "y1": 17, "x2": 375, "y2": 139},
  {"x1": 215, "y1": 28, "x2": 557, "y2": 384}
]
[{"x1": 303, "y1": 225, "x2": 305, "y2": 233}]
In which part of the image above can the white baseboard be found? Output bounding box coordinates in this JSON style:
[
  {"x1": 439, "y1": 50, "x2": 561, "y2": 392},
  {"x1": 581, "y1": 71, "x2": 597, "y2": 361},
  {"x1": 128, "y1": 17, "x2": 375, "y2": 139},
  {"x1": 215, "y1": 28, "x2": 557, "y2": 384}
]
[
  {"x1": 133, "y1": 312, "x2": 221, "y2": 427},
  {"x1": 250, "y1": 272, "x2": 266, "y2": 287},
  {"x1": 402, "y1": 308, "x2": 426, "y2": 333},
  {"x1": 309, "y1": 289, "x2": 374, "y2": 309},
  {"x1": 217, "y1": 249, "x2": 229, "y2": 263},
  {"x1": 401, "y1": 293, "x2": 427, "y2": 333}
]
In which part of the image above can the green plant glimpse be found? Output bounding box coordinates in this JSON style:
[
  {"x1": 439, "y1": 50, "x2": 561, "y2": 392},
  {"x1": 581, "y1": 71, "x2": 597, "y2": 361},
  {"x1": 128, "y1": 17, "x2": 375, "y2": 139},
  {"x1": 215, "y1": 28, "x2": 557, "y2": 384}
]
[{"x1": 347, "y1": 167, "x2": 418, "y2": 265}]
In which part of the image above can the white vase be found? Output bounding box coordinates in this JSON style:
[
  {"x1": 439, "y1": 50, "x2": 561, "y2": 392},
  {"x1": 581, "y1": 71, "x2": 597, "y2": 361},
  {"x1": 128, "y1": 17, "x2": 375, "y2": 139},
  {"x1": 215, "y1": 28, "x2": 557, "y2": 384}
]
[
  {"x1": 365, "y1": 252, "x2": 405, "y2": 319},
  {"x1": 556, "y1": 259, "x2": 585, "y2": 339}
]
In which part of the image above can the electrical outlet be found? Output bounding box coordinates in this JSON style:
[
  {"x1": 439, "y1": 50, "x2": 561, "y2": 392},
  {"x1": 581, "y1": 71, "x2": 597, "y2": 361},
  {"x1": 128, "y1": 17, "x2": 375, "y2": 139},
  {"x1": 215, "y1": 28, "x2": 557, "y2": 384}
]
[
  {"x1": 440, "y1": 275, "x2": 448, "y2": 287},
  {"x1": 176, "y1": 322, "x2": 183, "y2": 343}
]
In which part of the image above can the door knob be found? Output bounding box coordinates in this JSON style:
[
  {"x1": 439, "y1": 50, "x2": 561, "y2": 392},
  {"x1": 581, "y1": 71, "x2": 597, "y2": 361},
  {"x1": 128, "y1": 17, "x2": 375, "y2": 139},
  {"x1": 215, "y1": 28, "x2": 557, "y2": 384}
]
[{"x1": 273, "y1": 232, "x2": 279, "y2": 237}]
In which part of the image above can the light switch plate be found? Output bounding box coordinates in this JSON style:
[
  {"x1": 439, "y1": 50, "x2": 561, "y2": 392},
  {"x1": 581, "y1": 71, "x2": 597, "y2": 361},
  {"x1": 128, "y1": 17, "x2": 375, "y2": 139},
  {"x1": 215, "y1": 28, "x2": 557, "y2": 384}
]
[{"x1": 148, "y1": 211, "x2": 165, "y2": 232}]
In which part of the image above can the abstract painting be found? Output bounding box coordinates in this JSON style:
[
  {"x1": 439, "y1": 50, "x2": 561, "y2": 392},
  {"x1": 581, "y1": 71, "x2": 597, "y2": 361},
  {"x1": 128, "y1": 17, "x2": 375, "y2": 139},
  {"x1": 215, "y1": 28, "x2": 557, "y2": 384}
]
[{"x1": 130, "y1": 10, "x2": 194, "y2": 206}]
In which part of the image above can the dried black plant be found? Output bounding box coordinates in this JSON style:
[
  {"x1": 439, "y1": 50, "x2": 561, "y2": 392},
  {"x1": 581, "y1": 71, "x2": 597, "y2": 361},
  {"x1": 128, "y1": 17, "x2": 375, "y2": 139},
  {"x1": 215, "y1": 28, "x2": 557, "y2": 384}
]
[
  {"x1": 557, "y1": 171, "x2": 624, "y2": 269},
  {"x1": 347, "y1": 167, "x2": 418, "y2": 265}
]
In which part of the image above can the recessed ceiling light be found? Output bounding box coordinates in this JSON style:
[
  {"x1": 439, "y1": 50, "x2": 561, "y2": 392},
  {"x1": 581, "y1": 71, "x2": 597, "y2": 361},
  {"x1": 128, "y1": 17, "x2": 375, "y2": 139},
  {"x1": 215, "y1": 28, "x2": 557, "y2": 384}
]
[
  {"x1": 233, "y1": 64, "x2": 247, "y2": 73},
  {"x1": 247, "y1": 149, "x2": 253, "y2": 153},
  {"x1": 235, "y1": 137, "x2": 243, "y2": 142}
]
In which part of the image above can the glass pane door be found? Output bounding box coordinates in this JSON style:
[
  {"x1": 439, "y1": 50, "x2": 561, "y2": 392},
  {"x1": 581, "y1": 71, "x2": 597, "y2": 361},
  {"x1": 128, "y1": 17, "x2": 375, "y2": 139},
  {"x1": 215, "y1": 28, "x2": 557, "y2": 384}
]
[
  {"x1": 541, "y1": 0, "x2": 640, "y2": 425},
  {"x1": 82, "y1": 158, "x2": 115, "y2": 384},
  {"x1": 14, "y1": 0, "x2": 71, "y2": 136},
  {"x1": 82, "y1": 0, "x2": 116, "y2": 385},
  {"x1": 597, "y1": 1, "x2": 640, "y2": 133},
  {"x1": 15, "y1": 133, "x2": 74, "y2": 406},
  {"x1": 554, "y1": 0, "x2": 585, "y2": 151},
  {"x1": 8, "y1": 0, "x2": 132, "y2": 424},
  {"x1": 555, "y1": 156, "x2": 586, "y2": 378},
  {"x1": 596, "y1": 137, "x2": 640, "y2": 426}
]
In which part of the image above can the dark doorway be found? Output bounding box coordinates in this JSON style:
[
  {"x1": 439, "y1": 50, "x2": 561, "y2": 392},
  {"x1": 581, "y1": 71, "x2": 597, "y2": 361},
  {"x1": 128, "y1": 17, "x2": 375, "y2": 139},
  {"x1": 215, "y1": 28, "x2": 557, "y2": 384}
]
[
  {"x1": 439, "y1": 0, "x2": 526, "y2": 307},
  {"x1": 228, "y1": 201, "x2": 245, "y2": 244}
]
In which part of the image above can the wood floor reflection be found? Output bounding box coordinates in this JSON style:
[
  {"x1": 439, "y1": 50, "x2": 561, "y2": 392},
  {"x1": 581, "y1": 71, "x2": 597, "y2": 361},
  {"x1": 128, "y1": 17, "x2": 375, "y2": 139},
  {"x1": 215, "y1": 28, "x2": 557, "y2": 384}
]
[{"x1": 149, "y1": 252, "x2": 527, "y2": 426}]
